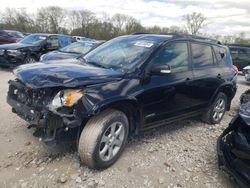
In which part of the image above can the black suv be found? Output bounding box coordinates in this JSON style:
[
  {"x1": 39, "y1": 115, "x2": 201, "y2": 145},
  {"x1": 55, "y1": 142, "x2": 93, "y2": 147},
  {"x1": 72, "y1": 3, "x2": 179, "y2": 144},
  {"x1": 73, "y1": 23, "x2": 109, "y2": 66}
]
[
  {"x1": 7, "y1": 34, "x2": 237, "y2": 169},
  {"x1": 0, "y1": 33, "x2": 74, "y2": 67}
]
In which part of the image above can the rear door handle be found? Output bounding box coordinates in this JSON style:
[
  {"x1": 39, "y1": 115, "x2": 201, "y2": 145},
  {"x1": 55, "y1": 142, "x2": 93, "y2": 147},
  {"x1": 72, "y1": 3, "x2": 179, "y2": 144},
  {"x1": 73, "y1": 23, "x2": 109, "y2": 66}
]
[{"x1": 186, "y1": 77, "x2": 191, "y2": 81}]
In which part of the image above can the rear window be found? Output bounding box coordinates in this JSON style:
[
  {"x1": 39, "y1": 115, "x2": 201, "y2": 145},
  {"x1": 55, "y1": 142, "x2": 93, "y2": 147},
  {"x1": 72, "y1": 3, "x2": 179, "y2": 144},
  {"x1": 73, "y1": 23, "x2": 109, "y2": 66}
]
[{"x1": 191, "y1": 43, "x2": 214, "y2": 68}]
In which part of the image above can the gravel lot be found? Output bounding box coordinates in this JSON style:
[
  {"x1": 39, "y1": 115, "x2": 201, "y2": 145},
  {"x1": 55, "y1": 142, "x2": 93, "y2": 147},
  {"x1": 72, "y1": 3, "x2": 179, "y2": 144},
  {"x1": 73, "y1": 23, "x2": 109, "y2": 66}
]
[{"x1": 0, "y1": 69, "x2": 247, "y2": 188}]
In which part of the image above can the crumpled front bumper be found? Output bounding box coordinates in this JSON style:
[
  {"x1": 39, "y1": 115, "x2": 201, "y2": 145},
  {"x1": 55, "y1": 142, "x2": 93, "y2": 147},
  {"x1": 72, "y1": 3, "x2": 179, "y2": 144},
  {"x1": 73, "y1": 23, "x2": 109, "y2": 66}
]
[
  {"x1": 7, "y1": 80, "x2": 85, "y2": 146},
  {"x1": 217, "y1": 116, "x2": 250, "y2": 188}
]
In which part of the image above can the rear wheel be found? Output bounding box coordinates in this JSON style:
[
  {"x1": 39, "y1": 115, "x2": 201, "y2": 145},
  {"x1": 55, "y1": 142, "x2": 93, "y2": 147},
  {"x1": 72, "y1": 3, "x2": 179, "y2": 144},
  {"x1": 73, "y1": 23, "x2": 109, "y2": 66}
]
[
  {"x1": 78, "y1": 109, "x2": 129, "y2": 169},
  {"x1": 202, "y1": 92, "x2": 227, "y2": 124}
]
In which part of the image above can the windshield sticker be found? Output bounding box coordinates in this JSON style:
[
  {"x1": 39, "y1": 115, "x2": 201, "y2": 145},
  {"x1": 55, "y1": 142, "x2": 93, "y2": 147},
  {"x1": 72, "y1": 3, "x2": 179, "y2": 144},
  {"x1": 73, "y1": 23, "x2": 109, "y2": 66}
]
[
  {"x1": 134, "y1": 41, "x2": 154, "y2": 48},
  {"x1": 38, "y1": 36, "x2": 46, "y2": 40}
]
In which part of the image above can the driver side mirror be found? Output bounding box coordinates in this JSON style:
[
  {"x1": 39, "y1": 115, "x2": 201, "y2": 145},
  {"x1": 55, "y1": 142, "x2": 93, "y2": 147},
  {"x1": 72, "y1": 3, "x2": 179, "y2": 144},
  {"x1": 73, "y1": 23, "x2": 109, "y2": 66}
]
[{"x1": 150, "y1": 64, "x2": 171, "y2": 75}]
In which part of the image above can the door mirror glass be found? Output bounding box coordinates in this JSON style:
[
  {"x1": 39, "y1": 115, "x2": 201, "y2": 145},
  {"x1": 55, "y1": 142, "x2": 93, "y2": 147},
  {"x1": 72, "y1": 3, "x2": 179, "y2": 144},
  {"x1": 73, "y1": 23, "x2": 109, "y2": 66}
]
[{"x1": 151, "y1": 64, "x2": 171, "y2": 75}]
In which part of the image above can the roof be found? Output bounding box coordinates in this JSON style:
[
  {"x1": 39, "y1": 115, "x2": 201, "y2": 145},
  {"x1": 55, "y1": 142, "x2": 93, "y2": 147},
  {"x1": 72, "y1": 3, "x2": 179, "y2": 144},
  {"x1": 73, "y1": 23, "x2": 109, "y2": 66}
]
[
  {"x1": 131, "y1": 33, "x2": 222, "y2": 45},
  {"x1": 1, "y1": 30, "x2": 21, "y2": 33}
]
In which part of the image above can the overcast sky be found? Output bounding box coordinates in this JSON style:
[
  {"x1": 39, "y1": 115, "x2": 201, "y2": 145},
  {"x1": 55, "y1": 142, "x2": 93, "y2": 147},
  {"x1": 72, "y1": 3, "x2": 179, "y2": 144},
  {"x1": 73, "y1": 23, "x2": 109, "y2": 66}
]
[{"x1": 0, "y1": 0, "x2": 249, "y2": 36}]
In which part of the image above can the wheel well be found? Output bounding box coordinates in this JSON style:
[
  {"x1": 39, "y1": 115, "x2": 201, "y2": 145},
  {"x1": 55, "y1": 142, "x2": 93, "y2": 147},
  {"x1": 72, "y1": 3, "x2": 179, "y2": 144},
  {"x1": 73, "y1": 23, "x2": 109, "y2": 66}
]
[
  {"x1": 219, "y1": 86, "x2": 234, "y2": 110},
  {"x1": 96, "y1": 101, "x2": 140, "y2": 135}
]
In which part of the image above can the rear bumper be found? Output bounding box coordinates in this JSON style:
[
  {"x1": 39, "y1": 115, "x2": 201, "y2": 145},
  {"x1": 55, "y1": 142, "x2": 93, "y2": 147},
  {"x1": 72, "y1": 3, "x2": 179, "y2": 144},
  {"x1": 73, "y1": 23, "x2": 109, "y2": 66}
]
[{"x1": 217, "y1": 134, "x2": 250, "y2": 188}]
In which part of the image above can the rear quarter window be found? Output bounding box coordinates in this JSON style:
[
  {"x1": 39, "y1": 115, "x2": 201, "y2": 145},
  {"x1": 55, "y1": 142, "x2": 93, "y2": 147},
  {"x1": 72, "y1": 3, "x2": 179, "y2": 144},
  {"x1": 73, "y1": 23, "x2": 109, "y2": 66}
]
[
  {"x1": 191, "y1": 43, "x2": 214, "y2": 68},
  {"x1": 213, "y1": 46, "x2": 226, "y2": 64}
]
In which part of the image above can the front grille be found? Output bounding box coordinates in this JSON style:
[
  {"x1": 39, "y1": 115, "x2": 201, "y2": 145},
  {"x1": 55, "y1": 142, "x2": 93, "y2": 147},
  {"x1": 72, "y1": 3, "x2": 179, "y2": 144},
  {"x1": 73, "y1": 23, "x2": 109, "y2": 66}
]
[{"x1": 8, "y1": 80, "x2": 53, "y2": 108}]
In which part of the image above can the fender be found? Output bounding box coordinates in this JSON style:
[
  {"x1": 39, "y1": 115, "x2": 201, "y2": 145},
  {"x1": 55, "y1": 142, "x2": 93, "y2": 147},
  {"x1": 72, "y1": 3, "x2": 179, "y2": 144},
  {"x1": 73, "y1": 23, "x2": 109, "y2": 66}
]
[
  {"x1": 209, "y1": 81, "x2": 236, "y2": 110},
  {"x1": 82, "y1": 95, "x2": 142, "y2": 134},
  {"x1": 86, "y1": 95, "x2": 140, "y2": 115}
]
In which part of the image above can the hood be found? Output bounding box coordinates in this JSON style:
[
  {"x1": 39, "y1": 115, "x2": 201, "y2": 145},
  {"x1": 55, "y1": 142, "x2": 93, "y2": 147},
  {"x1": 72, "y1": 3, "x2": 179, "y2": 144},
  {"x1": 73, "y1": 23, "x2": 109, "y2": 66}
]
[
  {"x1": 0, "y1": 42, "x2": 37, "y2": 50},
  {"x1": 42, "y1": 50, "x2": 81, "y2": 61},
  {"x1": 14, "y1": 62, "x2": 124, "y2": 89}
]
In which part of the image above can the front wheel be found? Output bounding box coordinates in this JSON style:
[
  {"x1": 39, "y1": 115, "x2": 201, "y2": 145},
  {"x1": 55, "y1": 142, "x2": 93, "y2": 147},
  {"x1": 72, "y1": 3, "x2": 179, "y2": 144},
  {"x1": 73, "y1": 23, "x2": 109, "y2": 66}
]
[
  {"x1": 78, "y1": 109, "x2": 129, "y2": 169},
  {"x1": 202, "y1": 92, "x2": 227, "y2": 124},
  {"x1": 24, "y1": 56, "x2": 37, "y2": 64}
]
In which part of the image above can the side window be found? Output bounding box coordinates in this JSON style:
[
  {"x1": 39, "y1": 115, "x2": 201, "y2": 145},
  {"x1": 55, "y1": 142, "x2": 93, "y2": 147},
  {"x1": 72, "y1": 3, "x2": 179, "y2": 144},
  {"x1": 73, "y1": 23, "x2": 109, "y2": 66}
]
[
  {"x1": 191, "y1": 43, "x2": 214, "y2": 68},
  {"x1": 151, "y1": 42, "x2": 189, "y2": 73},
  {"x1": 47, "y1": 36, "x2": 59, "y2": 48}
]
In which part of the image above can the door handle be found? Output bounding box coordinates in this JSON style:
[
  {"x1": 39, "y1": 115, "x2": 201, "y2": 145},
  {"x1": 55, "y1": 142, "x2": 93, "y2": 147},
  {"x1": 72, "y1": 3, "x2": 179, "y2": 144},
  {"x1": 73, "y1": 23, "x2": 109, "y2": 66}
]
[
  {"x1": 186, "y1": 78, "x2": 191, "y2": 81},
  {"x1": 217, "y1": 74, "x2": 222, "y2": 79}
]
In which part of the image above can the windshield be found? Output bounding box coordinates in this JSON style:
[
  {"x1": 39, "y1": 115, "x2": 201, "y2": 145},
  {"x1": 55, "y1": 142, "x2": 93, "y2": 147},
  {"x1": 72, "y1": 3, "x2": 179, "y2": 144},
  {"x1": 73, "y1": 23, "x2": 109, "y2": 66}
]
[
  {"x1": 83, "y1": 36, "x2": 156, "y2": 71},
  {"x1": 20, "y1": 34, "x2": 47, "y2": 45},
  {"x1": 60, "y1": 41, "x2": 97, "y2": 54}
]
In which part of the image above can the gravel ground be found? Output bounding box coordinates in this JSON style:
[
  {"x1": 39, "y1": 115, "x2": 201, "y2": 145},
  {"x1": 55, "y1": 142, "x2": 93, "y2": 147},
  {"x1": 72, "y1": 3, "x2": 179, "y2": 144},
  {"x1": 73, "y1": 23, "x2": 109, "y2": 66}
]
[{"x1": 0, "y1": 69, "x2": 248, "y2": 188}]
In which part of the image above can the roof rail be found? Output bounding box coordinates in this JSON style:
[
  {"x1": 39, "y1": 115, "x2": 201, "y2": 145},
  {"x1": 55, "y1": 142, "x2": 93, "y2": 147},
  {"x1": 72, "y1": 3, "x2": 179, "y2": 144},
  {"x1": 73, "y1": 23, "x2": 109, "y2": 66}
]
[
  {"x1": 183, "y1": 34, "x2": 222, "y2": 45},
  {"x1": 132, "y1": 32, "x2": 222, "y2": 45},
  {"x1": 132, "y1": 32, "x2": 152, "y2": 35}
]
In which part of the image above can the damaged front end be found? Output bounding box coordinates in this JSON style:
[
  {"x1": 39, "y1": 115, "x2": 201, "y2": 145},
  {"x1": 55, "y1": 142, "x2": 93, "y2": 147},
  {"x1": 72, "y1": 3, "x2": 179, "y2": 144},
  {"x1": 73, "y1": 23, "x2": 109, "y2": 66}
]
[
  {"x1": 218, "y1": 91, "x2": 250, "y2": 188},
  {"x1": 7, "y1": 79, "x2": 86, "y2": 146}
]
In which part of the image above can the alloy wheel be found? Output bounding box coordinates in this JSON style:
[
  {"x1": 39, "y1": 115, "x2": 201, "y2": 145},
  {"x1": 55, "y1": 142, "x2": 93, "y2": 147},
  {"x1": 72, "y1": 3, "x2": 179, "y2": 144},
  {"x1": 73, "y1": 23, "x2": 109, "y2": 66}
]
[
  {"x1": 99, "y1": 122, "x2": 125, "y2": 161},
  {"x1": 212, "y1": 98, "x2": 226, "y2": 122}
]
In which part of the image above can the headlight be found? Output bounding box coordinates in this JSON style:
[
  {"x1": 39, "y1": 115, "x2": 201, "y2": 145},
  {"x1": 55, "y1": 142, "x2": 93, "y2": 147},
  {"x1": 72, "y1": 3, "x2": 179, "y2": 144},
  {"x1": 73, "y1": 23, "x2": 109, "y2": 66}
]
[
  {"x1": 7, "y1": 49, "x2": 22, "y2": 56},
  {"x1": 49, "y1": 89, "x2": 83, "y2": 110}
]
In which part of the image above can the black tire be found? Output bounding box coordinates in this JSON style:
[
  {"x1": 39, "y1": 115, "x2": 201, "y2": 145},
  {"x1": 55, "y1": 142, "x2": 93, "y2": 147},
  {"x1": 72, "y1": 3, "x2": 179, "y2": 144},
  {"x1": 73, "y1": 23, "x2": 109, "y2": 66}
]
[
  {"x1": 202, "y1": 92, "x2": 227, "y2": 124},
  {"x1": 240, "y1": 89, "x2": 250, "y2": 104},
  {"x1": 24, "y1": 56, "x2": 37, "y2": 64},
  {"x1": 78, "y1": 109, "x2": 129, "y2": 169}
]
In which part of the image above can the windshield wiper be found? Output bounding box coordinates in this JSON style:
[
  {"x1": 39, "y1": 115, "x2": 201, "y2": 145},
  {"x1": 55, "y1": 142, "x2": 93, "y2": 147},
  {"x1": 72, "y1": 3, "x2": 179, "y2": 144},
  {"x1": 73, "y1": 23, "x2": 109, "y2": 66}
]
[
  {"x1": 78, "y1": 57, "x2": 107, "y2": 69},
  {"x1": 86, "y1": 61, "x2": 107, "y2": 69}
]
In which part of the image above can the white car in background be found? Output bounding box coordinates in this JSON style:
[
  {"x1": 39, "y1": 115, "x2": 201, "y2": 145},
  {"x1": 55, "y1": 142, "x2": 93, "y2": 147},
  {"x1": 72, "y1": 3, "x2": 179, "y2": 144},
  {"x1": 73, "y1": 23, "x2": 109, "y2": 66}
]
[
  {"x1": 243, "y1": 65, "x2": 250, "y2": 82},
  {"x1": 73, "y1": 36, "x2": 90, "y2": 42}
]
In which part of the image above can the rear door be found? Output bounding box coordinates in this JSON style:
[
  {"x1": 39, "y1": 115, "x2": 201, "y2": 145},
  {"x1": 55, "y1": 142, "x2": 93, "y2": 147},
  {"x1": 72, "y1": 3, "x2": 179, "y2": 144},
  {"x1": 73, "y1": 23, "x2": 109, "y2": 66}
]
[{"x1": 191, "y1": 42, "x2": 223, "y2": 108}]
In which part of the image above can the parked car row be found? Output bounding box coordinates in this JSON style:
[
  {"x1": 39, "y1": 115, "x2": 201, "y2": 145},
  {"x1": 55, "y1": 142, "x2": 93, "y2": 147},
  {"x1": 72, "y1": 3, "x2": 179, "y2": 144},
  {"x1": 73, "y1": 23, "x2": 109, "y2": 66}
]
[
  {"x1": 0, "y1": 31, "x2": 104, "y2": 67},
  {"x1": 40, "y1": 40, "x2": 103, "y2": 62},
  {"x1": 0, "y1": 30, "x2": 25, "y2": 44}
]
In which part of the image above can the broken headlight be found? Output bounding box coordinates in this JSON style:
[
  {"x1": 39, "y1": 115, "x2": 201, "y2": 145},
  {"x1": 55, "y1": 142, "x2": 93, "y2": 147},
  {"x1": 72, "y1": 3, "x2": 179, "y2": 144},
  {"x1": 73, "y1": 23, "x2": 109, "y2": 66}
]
[{"x1": 49, "y1": 89, "x2": 83, "y2": 109}]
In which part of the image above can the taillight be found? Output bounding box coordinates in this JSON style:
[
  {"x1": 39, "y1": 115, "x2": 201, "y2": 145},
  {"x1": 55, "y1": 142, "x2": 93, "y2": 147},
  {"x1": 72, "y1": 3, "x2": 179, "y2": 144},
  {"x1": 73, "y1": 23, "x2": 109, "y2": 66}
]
[{"x1": 232, "y1": 65, "x2": 238, "y2": 73}]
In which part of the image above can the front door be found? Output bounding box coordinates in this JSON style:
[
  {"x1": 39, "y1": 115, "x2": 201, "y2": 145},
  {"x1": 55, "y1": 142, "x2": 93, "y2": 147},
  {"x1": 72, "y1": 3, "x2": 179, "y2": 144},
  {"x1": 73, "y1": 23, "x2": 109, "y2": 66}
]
[{"x1": 142, "y1": 41, "x2": 196, "y2": 127}]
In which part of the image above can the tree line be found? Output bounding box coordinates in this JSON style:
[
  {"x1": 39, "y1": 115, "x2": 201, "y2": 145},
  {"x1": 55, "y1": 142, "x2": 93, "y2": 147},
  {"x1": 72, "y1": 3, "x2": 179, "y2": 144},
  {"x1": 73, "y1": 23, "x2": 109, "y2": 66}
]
[{"x1": 0, "y1": 6, "x2": 249, "y2": 44}]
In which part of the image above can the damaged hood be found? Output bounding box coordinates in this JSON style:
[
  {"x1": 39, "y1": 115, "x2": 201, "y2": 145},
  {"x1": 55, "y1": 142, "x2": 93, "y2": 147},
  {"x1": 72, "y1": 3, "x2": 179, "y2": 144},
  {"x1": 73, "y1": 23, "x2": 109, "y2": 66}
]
[{"x1": 14, "y1": 62, "x2": 124, "y2": 88}]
